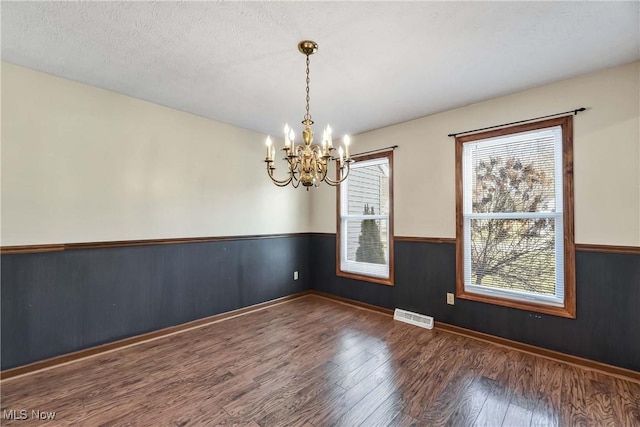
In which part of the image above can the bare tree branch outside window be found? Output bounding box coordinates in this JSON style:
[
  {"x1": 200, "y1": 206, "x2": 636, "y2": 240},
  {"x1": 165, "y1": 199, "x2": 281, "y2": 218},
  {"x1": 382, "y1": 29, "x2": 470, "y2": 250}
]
[{"x1": 471, "y1": 156, "x2": 556, "y2": 294}]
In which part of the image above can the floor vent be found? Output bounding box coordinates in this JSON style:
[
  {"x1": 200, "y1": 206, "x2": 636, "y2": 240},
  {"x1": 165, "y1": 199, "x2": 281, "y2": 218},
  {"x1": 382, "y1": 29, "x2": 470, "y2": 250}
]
[{"x1": 393, "y1": 308, "x2": 434, "y2": 329}]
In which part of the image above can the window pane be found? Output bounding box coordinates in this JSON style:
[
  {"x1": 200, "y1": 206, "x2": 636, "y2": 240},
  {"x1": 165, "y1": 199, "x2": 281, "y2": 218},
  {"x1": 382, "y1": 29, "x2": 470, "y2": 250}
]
[
  {"x1": 344, "y1": 218, "x2": 389, "y2": 263},
  {"x1": 469, "y1": 218, "x2": 556, "y2": 295},
  {"x1": 347, "y1": 161, "x2": 390, "y2": 216},
  {"x1": 468, "y1": 130, "x2": 558, "y2": 214},
  {"x1": 343, "y1": 218, "x2": 389, "y2": 278}
]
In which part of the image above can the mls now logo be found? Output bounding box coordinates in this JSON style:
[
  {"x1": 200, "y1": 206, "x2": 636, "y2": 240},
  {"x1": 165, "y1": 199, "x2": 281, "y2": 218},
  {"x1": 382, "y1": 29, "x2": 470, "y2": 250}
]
[
  {"x1": 3, "y1": 409, "x2": 56, "y2": 421},
  {"x1": 3, "y1": 410, "x2": 28, "y2": 420}
]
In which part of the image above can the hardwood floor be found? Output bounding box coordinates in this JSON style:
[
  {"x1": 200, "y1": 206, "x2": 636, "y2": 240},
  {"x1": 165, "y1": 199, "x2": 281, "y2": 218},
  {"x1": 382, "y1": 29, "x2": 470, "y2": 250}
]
[{"x1": 2, "y1": 295, "x2": 639, "y2": 426}]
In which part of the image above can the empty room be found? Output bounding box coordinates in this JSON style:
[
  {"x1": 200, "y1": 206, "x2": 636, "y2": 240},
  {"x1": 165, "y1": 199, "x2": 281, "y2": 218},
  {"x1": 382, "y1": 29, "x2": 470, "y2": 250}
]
[{"x1": 1, "y1": 2, "x2": 639, "y2": 426}]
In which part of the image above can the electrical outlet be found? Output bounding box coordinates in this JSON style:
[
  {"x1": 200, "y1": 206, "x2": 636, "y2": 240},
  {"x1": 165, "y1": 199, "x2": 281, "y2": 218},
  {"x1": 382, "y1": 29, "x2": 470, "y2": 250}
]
[
  {"x1": 294, "y1": 271, "x2": 299, "y2": 280},
  {"x1": 446, "y1": 293, "x2": 455, "y2": 305}
]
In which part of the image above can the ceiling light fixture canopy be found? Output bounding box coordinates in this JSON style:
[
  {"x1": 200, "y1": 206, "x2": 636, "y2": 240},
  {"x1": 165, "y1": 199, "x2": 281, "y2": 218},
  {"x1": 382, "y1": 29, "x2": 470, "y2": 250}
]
[{"x1": 264, "y1": 40, "x2": 351, "y2": 189}]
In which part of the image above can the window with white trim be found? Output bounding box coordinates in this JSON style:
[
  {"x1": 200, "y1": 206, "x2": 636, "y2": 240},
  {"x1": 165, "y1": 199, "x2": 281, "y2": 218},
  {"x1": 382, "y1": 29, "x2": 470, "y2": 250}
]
[
  {"x1": 337, "y1": 150, "x2": 394, "y2": 286},
  {"x1": 455, "y1": 116, "x2": 575, "y2": 318}
]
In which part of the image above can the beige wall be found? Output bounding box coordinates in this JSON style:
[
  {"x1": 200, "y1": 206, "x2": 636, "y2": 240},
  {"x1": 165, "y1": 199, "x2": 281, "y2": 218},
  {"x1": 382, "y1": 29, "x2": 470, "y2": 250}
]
[
  {"x1": 1, "y1": 63, "x2": 311, "y2": 245},
  {"x1": 3, "y1": 62, "x2": 639, "y2": 246},
  {"x1": 310, "y1": 61, "x2": 640, "y2": 246}
]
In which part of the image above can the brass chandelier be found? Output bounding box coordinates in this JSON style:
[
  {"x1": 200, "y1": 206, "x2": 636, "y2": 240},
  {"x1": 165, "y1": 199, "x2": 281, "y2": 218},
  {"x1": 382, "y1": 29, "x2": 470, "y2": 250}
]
[{"x1": 264, "y1": 40, "x2": 352, "y2": 189}]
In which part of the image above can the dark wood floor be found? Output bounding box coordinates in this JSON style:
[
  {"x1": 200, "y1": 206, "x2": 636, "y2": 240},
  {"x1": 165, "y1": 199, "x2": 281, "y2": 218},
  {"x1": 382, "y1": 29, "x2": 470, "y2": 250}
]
[{"x1": 2, "y1": 295, "x2": 639, "y2": 426}]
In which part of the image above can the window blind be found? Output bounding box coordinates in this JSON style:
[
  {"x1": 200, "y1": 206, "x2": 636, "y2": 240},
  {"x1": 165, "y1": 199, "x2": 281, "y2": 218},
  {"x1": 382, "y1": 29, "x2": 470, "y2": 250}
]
[{"x1": 462, "y1": 126, "x2": 564, "y2": 306}]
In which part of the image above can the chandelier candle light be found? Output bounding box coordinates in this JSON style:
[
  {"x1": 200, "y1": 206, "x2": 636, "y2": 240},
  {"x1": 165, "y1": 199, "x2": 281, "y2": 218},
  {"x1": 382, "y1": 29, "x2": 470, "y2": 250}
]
[{"x1": 264, "y1": 40, "x2": 352, "y2": 189}]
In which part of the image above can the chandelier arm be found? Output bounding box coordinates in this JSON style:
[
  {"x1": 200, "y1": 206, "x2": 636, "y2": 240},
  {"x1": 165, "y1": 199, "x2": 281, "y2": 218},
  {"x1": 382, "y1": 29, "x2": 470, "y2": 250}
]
[
  {"x1": 312, "y1": 146, "x2": 323, "y2": 184},
  {"x1": 323, "y1": 176, "x2": 342, "y2": 186},
  {"x1": 291, "y1": 147, "x2": 302, "y2": 170},
  {"x1": 267, "y1": 164, "x2": 294, "y2": 186},
  {"x1": 268, "y1": 173, "x2": 294, "y2": 187},
  {"x1": 289, "y1": 155, "x2": 300, "y2": 172},
  {"x1": 272, "y1": 178, "x2": 294, "y2": 187},
  {"x1": 287, "y1": 156, "x2": 301, "y2": 184},
  {"x1": 317, "y1": 159, "x2": 329, "y2": 183},
  {"x1": 324, "y1": 162, "x2": 351, "y2": 186},
  {"x1": 290, "y1": 167, "x2": 300, "y2": 185}
]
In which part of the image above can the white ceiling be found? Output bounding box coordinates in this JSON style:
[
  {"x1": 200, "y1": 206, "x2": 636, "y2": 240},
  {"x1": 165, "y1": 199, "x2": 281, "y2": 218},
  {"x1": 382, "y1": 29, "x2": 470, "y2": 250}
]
[{"x1": 2, "y1": 1, "x2": 639, "y2": 137}]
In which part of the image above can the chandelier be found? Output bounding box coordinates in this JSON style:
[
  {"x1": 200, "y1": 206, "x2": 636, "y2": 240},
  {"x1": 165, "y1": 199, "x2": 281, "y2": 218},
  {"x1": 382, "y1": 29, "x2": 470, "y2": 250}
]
[{"x1": 264, "y1": 40, "x2": 352, "y2": 189}]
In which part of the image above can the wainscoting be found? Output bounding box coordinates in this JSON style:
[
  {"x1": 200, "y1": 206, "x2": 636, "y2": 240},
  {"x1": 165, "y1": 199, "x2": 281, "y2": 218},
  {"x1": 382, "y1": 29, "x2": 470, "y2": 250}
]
[
  {"x1": 1, "y1": 234, "x2": 310, "y2": 370},
  {"x1": 2, "y1": 232, "x2": 638, "y2": 375},
  {"x1": 310, "y1": 234, "x2": 640, "y2": 372}
]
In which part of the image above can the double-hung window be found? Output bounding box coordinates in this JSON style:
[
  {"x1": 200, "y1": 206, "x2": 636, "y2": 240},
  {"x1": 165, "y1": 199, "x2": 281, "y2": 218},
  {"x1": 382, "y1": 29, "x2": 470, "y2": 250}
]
[
  {"x1": 337, "y1": 150, "x2": 394, "y2": 286},
  {"x1": 455, "y1": 116, "x2": 575, "y2": 318}
]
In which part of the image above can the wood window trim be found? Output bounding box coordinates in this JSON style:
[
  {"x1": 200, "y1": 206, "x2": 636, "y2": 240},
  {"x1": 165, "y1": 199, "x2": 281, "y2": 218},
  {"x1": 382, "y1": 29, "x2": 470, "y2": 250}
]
[
  {"x1": 455, "y1": 116, "x2": 576, "y2": 318},
  {"x1": 336, "y1": 150, "x2": 395, "y2": 286}
]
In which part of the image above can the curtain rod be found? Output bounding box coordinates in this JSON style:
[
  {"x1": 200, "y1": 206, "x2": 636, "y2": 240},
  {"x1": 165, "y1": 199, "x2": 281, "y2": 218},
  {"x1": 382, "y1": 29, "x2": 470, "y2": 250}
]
[
  {"x1": 447, "y1": 107, "x2": 586, "y2": 138},
  {"x1": 352, "y1": 145, "x2": 398, "y2": 157}
]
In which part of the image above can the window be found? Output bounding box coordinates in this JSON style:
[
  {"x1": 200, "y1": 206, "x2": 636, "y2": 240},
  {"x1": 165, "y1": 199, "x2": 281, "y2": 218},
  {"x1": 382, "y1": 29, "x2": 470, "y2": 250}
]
[
  {"x1": 337, "y1": 150, "x2": 394, "y2": 286},
  {"x1": 455, "y1": 116, "x2": 575, "y2": 318}
]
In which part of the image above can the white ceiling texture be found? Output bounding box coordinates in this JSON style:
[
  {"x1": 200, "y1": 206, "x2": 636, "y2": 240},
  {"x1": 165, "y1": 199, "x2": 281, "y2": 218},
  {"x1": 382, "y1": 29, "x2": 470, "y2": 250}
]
[{"x1": 2, "y1": 1, "x2": 639, "y2": 137}]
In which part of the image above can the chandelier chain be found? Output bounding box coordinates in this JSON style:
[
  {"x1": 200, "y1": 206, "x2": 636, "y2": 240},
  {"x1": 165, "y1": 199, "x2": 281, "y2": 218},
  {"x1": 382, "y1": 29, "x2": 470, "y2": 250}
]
[{"x1": 304, "y1": 54, "x2": 311, "y2": 123}]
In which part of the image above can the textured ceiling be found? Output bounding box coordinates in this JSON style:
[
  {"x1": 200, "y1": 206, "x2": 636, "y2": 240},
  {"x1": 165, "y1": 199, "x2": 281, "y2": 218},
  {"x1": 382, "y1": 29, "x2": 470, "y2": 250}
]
[{"x1": 2, "y1": 1, "x2": 639, "y2": 137}]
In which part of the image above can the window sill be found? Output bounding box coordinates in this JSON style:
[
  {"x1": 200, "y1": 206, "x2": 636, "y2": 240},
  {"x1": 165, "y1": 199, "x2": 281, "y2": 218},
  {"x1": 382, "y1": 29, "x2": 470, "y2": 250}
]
[
  {"x1": 336, "y1": 270, "x2": 394, "y2": 287},
  {"x1": 456, "y1": 289, "x2": 576, "y2": 319}
]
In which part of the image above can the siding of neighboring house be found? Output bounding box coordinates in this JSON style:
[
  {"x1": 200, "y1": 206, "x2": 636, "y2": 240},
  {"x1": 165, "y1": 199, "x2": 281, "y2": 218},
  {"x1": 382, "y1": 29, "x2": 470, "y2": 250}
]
[{"x1": 345, "y1": 163, "x2": 390, "y2": 261}]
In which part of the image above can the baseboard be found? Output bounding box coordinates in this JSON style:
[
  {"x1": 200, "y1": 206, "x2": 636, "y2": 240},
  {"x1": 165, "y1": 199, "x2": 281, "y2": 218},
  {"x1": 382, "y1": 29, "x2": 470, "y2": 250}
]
[
  {"x1": 1, "y1": 291, "x2": 312, "y2": 381},
  {"x1": 309, "y1": 291, "x2": 640, "y2": 384},
  {"x1": 310, "y1": 291, "x2": 394, "y2": 316},
  {"x1": 434, "y1": 322, "x2": 640, "y2": 383}
]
